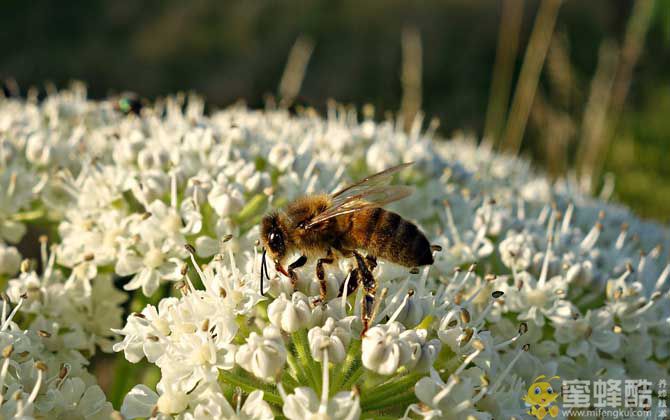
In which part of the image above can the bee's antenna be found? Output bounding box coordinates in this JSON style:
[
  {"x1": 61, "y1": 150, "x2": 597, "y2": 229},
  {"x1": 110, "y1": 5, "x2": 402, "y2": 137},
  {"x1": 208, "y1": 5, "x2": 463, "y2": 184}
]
[
  {"x1": 260, "y1": 248, "x2": 266, "y2": 295},
  {"x1": 260, "y1": 248, "x2": 268, "y2": 296}
]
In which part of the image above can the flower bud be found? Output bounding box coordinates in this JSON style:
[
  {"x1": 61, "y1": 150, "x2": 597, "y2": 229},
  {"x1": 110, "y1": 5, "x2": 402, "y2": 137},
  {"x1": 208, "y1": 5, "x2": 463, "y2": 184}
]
[
  {"x1": 157, "y1": 390, "x2": 188, "y2": 414},
  {"x1": 268, "y1": 292, "x2": 311, "y2": 333},
  {"x1": 414, "y1": 339, "x2": 442, "y2": 373},
  {"x1": 394, "y1": 295, "x2": 432, "y2": 329},
  {"x1": 236, "y1": 326, "x2": 287, "y2": 382},
  {"x1": 208, "y1": 178, "x2": 244, "y2": 217},
  {"x1": 566, "y1": 260, "x2": 593, "y2": 285},
  {"x1": 361, "y1": 322, "x2": 426, "y2": 375},
  {"x1": 0, "y1": 244, "x2": 21, "y2": 276},
  {"x1": 308, "y1": 317, "x2": 351, "y2": 363}
]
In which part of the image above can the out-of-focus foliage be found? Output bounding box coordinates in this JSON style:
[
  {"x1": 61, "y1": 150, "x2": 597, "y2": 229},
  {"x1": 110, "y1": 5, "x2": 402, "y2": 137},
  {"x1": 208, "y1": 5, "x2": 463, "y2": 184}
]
[{"x1": 1, "y1": 0, "x2": 669, "y2": 221}]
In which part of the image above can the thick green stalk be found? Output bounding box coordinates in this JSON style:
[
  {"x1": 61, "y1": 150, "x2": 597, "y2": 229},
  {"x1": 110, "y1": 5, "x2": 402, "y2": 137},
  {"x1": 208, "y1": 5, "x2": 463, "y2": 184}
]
[
  {"x1": 331, "y1": 338, "x2": 361, "y2": 392},
  {"x1": 362, "y1": 416, "x2": 400, "y2": 420},
  {"x1": 12, "y1": 209, "x2": 45, "y2": 221},
  {"x1": 361, "y1": 387, "x2": 418, "y2": 412},
  {"x1": 285, "y1": 351, "x2": 307, "y2": 388},
  {"x1": 219, "y1": 370, "x2": 283, "y2": 406},
  {"x1": 291, "y1": 329, "x2": 321, "y2": 392},
  {"x1": 360, "y1": 373, "x2": 423, "y2": 409},
  {"x1": 340, "y1": 363, "x2": 364, "y2": 391},
  {"x1": 281, "y1": 372, "x2": 299, "y2": 392}
]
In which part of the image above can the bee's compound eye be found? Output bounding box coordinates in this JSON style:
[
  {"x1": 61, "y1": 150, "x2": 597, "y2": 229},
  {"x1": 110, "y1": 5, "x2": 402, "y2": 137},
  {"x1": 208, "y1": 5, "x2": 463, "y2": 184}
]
[
  {"x1": 268, "y1": 232, "x2": 283, "y2": 250},
  {"x1": 534, "y1": 387, "x2": 541, "y2": 395},
  {"x1": 547, "y1": 387, "x2": 553, "y2": 394}
]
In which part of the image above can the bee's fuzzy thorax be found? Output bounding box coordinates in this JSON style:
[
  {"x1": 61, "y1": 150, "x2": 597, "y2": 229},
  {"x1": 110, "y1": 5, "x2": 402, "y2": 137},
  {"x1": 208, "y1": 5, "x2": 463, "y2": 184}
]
[{"x1": 284, "y1": 194, "x2": 331, "y2": 226}]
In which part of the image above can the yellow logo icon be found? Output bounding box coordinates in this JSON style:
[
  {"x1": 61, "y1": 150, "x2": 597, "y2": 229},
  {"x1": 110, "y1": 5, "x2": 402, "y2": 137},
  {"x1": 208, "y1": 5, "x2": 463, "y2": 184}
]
[{"x1": 522, "y1": 375, "x2": 561, "y2": 419}]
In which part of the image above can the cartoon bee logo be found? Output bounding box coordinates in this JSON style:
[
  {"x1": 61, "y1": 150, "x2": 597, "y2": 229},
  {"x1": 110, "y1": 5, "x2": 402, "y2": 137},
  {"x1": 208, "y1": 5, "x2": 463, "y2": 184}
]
[{"x1": 522, "y1": 375, "x2": 561, "y2": 419}]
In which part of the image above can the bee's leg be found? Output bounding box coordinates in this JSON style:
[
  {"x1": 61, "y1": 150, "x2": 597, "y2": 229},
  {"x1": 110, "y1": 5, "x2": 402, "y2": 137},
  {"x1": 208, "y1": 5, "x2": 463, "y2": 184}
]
[
  {"x1": 316, "y1": 249, "x2": 334, "y2": 302},
  {"x1": 352, "y1": 251, "x2": 377, "y2": 337},
  {"x1": 338, "y1": 268, "x2": 360, "y2": 297},
  {"x1": 365, "y1": 255, "x2": 377, "y2": 270},
  {"x1": 288, "y1": 255, "x2": 308, "y2": 289}
]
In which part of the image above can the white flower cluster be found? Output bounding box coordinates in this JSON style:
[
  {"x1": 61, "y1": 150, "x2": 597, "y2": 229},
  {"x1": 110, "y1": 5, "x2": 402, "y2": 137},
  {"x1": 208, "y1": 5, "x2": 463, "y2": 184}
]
[
  {"x1": 0, "y1": 295, "x2": 113, "y2": 419},
  {"x1": 6, "y1": 242, "x2": 126, "y2": 355},
  {"x1": 1, "y1": 86, "x2": 669, "y2": 419}
]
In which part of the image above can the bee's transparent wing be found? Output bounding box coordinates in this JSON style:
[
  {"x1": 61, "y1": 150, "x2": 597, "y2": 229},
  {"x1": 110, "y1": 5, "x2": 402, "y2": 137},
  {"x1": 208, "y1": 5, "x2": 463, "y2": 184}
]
[
  {"x1": 331, "y1": 162, "x2": 413, "y2": 199},
  {"x1": 306, "y1": 186, "x2": 414, "y2": 228},
  {"x1": 306, "y1": 163, "x2": 414, "y2": 228}
]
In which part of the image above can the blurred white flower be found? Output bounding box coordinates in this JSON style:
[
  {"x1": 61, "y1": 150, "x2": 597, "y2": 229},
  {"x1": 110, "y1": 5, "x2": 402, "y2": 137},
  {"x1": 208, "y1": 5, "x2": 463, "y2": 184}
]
[
  {"x1": 115, "y1": 240, "x2": 184, "y2": 296},
  {"x1": 156, "y1": 389, "x2": 189, "y2": 415},
  {"x1": 112, "y1": 301, "x2": 174, "y2": 363},
  {"x1": 412, "y1": 370, "x2": 488, "y2": 420},
  {"x1": 0, "y1": 243, "x2": 21, "y2": 275},
  {"x1": 41, "y1": 377, "x2": 114, "y2": 420},
  {"x1": 498, "y1": 232, "x2": 535, "y2": 272},
  {"x1": 185, "y1": 387, "x2": 274, "y2": 420},
  {"x1": 7, "y1": 250, "x2": 125, "y2": 354},
  {"x1": 208, "y1": 174, "x2": 245, "y2": 217},
  {"x1": 120, "y1": 385, "x2": 159, "y2": 419},
  {"x1": 282, "y1": 387, "x2": 360, "y2": 420},
  {"x1": 2, "y1": 87, "x2": 669, "y2": 419},
  {"x1": 504, "y1": 271, "x2": 572, "y2": 327},
  {"x1": 554, "y1": 308, "x2": 620, "y2": 357},
  {"x1": 268, "y1": 143, "x2": 295, "y2": 171}
]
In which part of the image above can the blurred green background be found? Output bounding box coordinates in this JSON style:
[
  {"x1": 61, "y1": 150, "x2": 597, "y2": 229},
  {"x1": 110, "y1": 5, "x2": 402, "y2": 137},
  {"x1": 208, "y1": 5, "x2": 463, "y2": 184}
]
[{"x1": 2, "y1": 0, "x2": 670, "y2": 222}]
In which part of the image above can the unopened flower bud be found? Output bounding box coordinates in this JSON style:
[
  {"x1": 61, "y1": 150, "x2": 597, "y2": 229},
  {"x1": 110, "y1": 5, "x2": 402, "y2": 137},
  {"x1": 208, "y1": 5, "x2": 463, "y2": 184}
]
[
  {"x1": 235, "y1": 326, "x2": 287, "y2": 382},
  {"x1": 268, "y1": 292, "x2": 312, "y2": 333},
  {"x1": 308, "y1": 318, "x2": 351, "y2": 363},
  {"x1": 362, "y1": 322, "x2": 426, "y2": 375},
  {"x1": 0, "y1": 244, "x2": 21, "y2": 276},
  {"x1": 157, "y1": 390, "x2": 188, "y2": 414}
]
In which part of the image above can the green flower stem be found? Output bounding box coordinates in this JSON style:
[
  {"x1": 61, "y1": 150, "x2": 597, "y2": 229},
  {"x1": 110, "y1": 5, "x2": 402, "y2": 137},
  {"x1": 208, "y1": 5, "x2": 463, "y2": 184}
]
[
  {"x1": 292, "y1": 329, "x2": 321, "y2": 392},
  {"x1": 443, "y1": 353, "x2": 465, "y2": 373},
  {"x1": 109, "y1": 353, "x2": 136, "y2": 409},
  {"x1": 339, "y1": 363, "x2": 364, "y2": 391},
  {"x1": 234, "y1": 193, "x2": 267, "y2": 228},
  {"x1": 219, "y1": 370, "x2": 283, "y2": 406},
  {"x1": 433, "y1": 346, "x2": 460, "y2": 373},
  {"x1": 361, "y1": 387, "x2": 418, "y2": 412},
  {"x1": 331, "y1": 338, "x2": 361, "y2": 392},
  {"x1": 222, "y1": 383, "x2": 234, "y2": 403},
  {"x1": 284, "y1": 352, "x2": 306, "y2": 388},
  {"x1": 12, "y1": 208, "x2": 45, "y2": 221},
  {"x1": 281, "y1": 371, "x2": 299, "y2": 392},
  {"x1": 235, "y1": 316, "x2": 252, "y2": 344},
  {"x1": 359, "y1": 373, "x2": 424, "y2": 409}
]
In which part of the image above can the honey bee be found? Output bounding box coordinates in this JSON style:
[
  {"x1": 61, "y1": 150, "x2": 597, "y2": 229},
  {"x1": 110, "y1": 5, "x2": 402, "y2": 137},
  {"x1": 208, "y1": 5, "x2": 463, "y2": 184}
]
[{"x1": 259, "y1": 163, "x2": 434, "y2": 332}]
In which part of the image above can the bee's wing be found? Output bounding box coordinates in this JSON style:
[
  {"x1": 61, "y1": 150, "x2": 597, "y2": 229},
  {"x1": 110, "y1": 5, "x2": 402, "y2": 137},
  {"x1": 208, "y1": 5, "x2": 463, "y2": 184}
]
[
  {"x1": 306, "y1": 163, "x2": 414, "y2": 228},
  {"x1": 305, "y1": 186, "x2": 414, "y2": 228},
  {"x1": 331, "y1": 162, "x2": 413, "y2": 199}
]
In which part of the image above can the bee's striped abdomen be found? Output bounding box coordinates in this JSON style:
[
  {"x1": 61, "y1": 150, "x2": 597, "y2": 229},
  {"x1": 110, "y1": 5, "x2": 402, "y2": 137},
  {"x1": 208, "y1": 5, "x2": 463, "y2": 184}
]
[{"x1": 347, "y1": 207, "x2": 433, "y2": 267}]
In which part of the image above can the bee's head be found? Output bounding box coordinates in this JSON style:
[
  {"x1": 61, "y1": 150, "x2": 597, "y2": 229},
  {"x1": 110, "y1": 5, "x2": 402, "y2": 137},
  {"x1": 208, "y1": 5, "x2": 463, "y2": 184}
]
[{"x1": 260, "y1": 212, "x2": 290, "y2": 264}]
